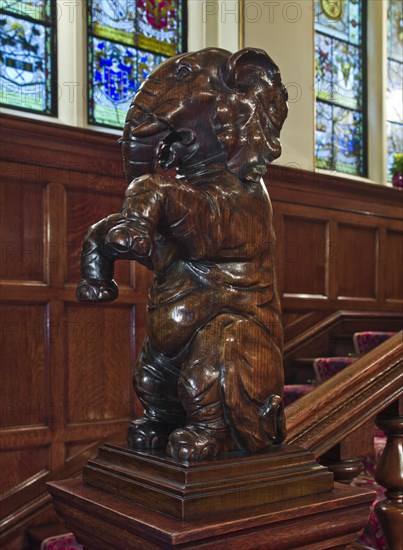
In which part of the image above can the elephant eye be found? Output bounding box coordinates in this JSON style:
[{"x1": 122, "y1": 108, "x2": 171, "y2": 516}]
[{"x1": 175, "y1": 65, "x2": 192, "y2": 80}]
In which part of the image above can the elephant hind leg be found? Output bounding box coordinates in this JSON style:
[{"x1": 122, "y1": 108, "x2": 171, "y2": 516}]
[
  {"x1": 166, "y1": 316, "x2": 240, "y2": 460},
  {"x1": 222, "y1": 317, "x2": 285, "y2": 450},
  {"x1": 128, "y1": 338, "x2": 186, "y2": 450},
  {"x1": 167, "y1": 313, "x2": 284, "y2": 459},
  {"x1": 167, "y1": 313, "x2": 282, "y2": 460}
]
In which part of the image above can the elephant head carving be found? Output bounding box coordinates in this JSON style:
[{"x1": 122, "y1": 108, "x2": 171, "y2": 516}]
[
  {"x1": 77, "y1": 48, "x2": 287, "y2": 461},
  {"x1": 121, "y1": 47, "x2": 288, "y2": 183}
]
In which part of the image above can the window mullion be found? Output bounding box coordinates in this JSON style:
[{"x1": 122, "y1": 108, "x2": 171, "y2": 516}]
[
  {"x1": 56, "y1": 0, "x2": 87, "y2": 128},
  {"x1": 367, "y1": 0, "x2": 387, "y2": 184}
]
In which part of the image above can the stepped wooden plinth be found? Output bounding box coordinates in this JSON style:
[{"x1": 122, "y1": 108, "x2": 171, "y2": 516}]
[
  {"x1": 81, "y1": 443, "x2": 333, "y2": 521},
  {"x1": 47, "y1": 443, "x2": 375, "y2": 549}
]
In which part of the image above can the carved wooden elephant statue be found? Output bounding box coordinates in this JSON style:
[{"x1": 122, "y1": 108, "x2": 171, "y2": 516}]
[{"x1": 77, "y1": 47, "x2": 288, "y2": 460}]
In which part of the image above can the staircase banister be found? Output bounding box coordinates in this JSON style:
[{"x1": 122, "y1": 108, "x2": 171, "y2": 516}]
[{"x1": 285, "y1": 331, "x2": 403, "y2": 457}]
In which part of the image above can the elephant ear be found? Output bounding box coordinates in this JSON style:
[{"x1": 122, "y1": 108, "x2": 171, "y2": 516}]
[{"x1": 215, "y1": 48, "x2": 288, "y2": 182}]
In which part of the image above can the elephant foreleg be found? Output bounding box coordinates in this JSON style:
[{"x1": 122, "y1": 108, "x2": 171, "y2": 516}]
[
  {"x1": 77, "y1": 213, "x2": 120, "y2": 302},
  {"x1": 77, "y1": 213, "x2": 154, "y2": 302}
]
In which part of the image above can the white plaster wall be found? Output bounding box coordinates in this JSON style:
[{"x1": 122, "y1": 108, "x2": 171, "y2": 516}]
[
  {"x1": 188, "y1": 0, "x2": 315, "y2": 171},
  {"x1": 244, "y1": 0, "x2": 315, "y2": 171}
]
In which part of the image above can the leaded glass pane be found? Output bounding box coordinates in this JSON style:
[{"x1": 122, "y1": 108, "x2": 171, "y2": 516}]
[
  {"x1": 137, "y1": 0, "x2": 181, "y2": 57},
  {"x1": 0, "y1": 0, "x2": 50, "y2": 22},
  {"x1": 315, "y1": 33, "x2": 362, "y2": 110},
  {"x1": 88, "y1": 37, "x2": 137, "y2": 128},
  {"x1": 88, "y1": 0, "x2": 185, "y2": 129},
  {"x1": 332, "y1": 106, "x2": 363, "y2": 175},
  {"x1": 316, "y1": 102, "x2": 363, "y2": 175},
  {"x1": 315, "y1": 0, "x2": 364, "y2": 176},
  {"x1": 387, "y1": 0, "x2": 403, "y2": 62},
  {"x1": 315, "y1": 33, "x2": 333, "y2": 102},
  {"x1": 332, "y1": 39, "x2": 361, "y2": 110},
  {"x1": 316, "y1": 0, "x2": 361, "y2": 45},
  {"x1": 89, "y1": 0, "x2": 136, "y2": 46},
  {"x1": 316, "y1": 102, "x2": 334, "y2": 170},
  {"x1": 0, "y1": 12, "x2": 54, "y2": 113}
]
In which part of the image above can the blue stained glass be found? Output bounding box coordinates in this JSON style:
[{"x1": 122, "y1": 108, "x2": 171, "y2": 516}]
[
  {"x1": 316, "y1": 101, "x2": 363, "y2": 175},
  {"x1": 87, "y1": 0, "x2": 185, "y2": 129},
  {"x1": 0, "y1": 13, "x2": 53, "y2": 113},
  {"x1": 89, "y1": 37, "x2": 138, "y2": 128}
]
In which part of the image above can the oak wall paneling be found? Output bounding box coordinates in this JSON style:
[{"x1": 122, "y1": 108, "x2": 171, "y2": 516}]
[
  {"x1": 1, "y1": 114, "x2": 402, "y2": 545},
  {"x1": 0, "y1": 115, "x2": 152, "y2": 545}
]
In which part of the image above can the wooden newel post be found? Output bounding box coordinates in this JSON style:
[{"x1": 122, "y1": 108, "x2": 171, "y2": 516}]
[
  {"x1": 375, "y1": 398, "x2": 403, "y2": 550},
  {"x1": 47, "y1": 47, "x2": 376, "y2": 549}
]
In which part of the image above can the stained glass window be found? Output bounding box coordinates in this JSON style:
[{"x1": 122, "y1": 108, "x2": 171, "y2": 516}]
[
  {"x1": 315, "y1": 0, "x2": 365, "y2": 176},
  {"x1": 0, "y1": 0, "x2": 56, "y2": 115},
  {"x1": 88, "y1": 0, "x2": 186, "y2": 129},
  {"x1": 386, "y1": 0, "x2": 403, "y2": 181}
]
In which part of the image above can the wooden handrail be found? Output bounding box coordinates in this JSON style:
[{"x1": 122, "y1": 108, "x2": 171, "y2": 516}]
[
  {"x1": 286, "y1": 331, "x2": 403, "y2": 457},
  {"x1": 284, "y1": 310, "x2": 402, "y2": 357}
]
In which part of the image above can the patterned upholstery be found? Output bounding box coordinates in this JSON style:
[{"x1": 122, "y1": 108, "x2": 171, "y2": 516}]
[
  {"x1": 283, "y1": 384, "x2": 314, "y2": 406},
  {"x1": 41, "y1": 533, "x2": 83, "y2": 550},
  {"x1": 313, "y1": 356, "x2": 357, "y2": 382},
  {"x1": 353, "y1": 332, "x2": 396, "y2": 355}
]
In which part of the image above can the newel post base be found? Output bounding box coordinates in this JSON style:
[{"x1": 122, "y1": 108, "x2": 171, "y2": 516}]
[
  {"x1": 375, "y1": 398, "x2": 403, "y2": 550},
  {"x1": 48, "y1": 443, "x2": 376, "y2": 549}
]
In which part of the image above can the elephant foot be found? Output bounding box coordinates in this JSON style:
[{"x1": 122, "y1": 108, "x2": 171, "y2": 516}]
[
  {"x1": 166, "y1": 425, "x2": 236, "y2": 461},
  {"x1": 127, "y1": 418, "x2": 174, "y2": 450},
  {"x1": 76, "y1": 278, "x2": 118, "y2": 302}
]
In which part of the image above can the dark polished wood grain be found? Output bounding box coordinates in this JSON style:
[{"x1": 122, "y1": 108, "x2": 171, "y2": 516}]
[
  {"x1": 48, "y1": 477, "x2": 374, "y2": 550},
  {"x1": 82, "y1": 443, "x2": 333, "y2": 520},
  {"x1": 375, "y1": 398, "x2": 403, "y2": 550},
  {"x1": 76, "y1": 48, "x2": 289, "y2": 461},
  {"x1": 320, "y1": 420, "x2": 374, "y2": 483},
  {"x1": 0, "y1": 114, "x2": 151, "y2": 548},
  {"x1": 286, "y1": 332, "x2": 403, "y2": 457},
  {"x1": 1, "y1": 100, "x2": 402, "y2": 543}
]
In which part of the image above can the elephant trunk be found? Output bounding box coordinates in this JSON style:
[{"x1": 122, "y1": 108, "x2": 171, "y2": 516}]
[{"x1": 121, "y1": 88, "x2": 171, "y2": 184}]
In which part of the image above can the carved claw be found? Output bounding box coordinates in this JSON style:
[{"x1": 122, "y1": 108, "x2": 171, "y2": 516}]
[
  {"x1": 127, "y1": 418, "x2": 174, "y2": 450},
  {"x1": 166, "y1": 425, "x2": 235, "y2": 461},
  {"x1": 76, "y1": 279, "x2": 119, "y2": 302}
]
